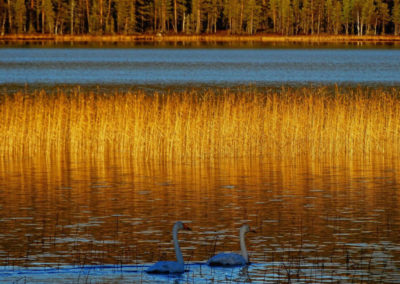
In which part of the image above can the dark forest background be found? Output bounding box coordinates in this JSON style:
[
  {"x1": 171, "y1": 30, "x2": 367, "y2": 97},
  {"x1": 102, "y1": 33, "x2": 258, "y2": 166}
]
[{"x1": 1, "y1": 0, "x2": 400, "y2": 36}]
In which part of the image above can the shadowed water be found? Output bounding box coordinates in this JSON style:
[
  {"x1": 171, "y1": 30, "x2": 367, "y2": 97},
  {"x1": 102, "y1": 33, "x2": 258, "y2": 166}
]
[
  {"x1": 1, "y1": 47, "x2": 400, "y2": 86},
  {"x1": 0, "y1": 157, "x2": 399, "y2": 282}
]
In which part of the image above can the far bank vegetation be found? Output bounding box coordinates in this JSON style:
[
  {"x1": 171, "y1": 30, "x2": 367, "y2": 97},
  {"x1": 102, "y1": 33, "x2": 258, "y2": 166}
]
[{"x1": 1, "y1": 0, "x2": 400, "y2": 37}]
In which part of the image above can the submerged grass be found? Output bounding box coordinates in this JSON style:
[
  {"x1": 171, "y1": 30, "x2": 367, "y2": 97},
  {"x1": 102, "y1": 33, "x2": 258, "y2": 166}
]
[{"x1": 1, "y1": 87, "x2": 400, "y2": 162}]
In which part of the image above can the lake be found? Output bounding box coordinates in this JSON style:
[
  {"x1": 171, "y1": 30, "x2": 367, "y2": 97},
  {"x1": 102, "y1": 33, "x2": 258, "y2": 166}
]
[
  {"x1": 1, "y1": 43, "x2": 400, "y2": 283},
  {"x1": 0, "y1": 157, "x2": 400, "y2": 282},
  {"x1": 1, "y1": 46, "x2": 400, "y2": 86}
]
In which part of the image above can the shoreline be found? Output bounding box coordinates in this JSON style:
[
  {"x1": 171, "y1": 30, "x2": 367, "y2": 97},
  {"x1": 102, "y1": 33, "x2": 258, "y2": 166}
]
[
  {"x1": 1, "y1": 34, "x2": 400, "y2": 43},
  {"x1": 2, "y1": 84, "x2": 400, "y2": 96}
]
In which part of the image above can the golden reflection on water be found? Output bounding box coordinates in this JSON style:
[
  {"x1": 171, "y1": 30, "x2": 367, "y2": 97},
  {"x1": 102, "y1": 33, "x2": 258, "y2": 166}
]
[{"x1": 0, "y1": 155, "x2": 399, "y2": 279}]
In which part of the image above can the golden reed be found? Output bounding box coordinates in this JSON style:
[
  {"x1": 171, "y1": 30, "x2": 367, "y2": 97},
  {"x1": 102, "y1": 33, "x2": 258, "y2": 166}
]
[{"x1": 1, "y1": 87, "x2": 399, "y2": 162}]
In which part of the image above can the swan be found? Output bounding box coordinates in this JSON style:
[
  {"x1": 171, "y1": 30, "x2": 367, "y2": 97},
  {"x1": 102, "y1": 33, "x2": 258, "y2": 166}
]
[
  {"x1": 146, "y1": 221, "x2": 192, "y2": 274},
  {"x1": 207, "y1": 224, "x2": 255, "y2": 267}
]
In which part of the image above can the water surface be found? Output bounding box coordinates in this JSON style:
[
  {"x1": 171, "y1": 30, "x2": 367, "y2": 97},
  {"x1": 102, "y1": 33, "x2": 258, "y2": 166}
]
[
  {"x1": 0, "y1": 157, "x2": 399, "y2": 282},
  {"x1": 1, "y1": 47, "x2": 400, "y2": 86}
]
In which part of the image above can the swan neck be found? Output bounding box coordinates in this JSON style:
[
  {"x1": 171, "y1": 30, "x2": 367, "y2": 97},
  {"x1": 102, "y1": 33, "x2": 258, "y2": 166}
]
[
  {"x1": 173, "y1": 225, "x2": 184, "y2": 264},
  {"x1": 240, "y1": 229, "x2": 248, "y2": 263}
]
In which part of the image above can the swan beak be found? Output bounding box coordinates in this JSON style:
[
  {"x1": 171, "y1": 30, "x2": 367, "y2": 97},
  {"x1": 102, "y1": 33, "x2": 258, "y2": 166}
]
[{"x1": 183, "y1": 224, "x2": 192, "y2": 231}]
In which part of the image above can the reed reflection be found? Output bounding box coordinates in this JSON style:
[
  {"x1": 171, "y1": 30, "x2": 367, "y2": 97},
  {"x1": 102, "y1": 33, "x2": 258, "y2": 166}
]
[{"x1": 0, "y1": 155, "x2": 399, "y2": 279}]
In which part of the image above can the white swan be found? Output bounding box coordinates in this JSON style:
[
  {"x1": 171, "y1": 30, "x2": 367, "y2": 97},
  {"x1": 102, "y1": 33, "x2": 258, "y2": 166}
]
[
  {"x1": 146, "y1": 221, "x2": 192, "y2": 274},
  {"x1": 207, "y1": 224, "x2": 255, "y2": 267}
]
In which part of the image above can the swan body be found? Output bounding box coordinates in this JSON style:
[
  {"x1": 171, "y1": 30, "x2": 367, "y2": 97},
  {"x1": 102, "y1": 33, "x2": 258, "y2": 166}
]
[
  {"x1": 146, "y1": 221, "x2": 191, "y2": 274},
  {"x1": 207, "y1": 252, "x2": 246, "y2": 266},
  {"x1": 146, "y1": 260, "x2": 185, "y2": 274},
  {"x1": 207, "y1": 224, "x2": 254, "y2": 267}
]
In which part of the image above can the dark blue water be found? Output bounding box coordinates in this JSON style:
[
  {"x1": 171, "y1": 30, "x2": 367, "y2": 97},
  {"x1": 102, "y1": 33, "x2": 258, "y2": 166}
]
[{"x1": 1, "y1": 48, "x2": 400, "y2": 85}]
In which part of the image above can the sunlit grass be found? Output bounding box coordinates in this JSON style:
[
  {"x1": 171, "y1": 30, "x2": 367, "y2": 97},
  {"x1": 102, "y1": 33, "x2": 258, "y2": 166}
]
[{"x1": 1, "y1": 87, "x2": 400, "y2": 161}]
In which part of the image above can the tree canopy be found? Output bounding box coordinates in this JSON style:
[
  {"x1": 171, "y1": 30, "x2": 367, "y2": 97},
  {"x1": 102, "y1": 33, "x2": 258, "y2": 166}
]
[{"x1": 1, "y1": 0, "x2": 399, "y2": 36}]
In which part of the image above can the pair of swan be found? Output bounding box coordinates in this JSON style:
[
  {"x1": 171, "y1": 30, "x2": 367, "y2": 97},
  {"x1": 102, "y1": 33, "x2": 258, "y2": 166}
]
[{"x1": 146, "y1": 221, "x2": 255, "y2": 274}]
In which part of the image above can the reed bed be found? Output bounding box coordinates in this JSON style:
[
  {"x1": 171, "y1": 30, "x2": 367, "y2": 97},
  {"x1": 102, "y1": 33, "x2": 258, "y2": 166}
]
[{"x1": 0, "y1": 87, "x2": 400, "y2": 162}]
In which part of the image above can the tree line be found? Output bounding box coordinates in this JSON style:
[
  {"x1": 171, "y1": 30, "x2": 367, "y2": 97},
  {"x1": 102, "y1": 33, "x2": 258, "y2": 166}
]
[{"x1": 1, "y1": 0, "x2": 400, "y2": 36}]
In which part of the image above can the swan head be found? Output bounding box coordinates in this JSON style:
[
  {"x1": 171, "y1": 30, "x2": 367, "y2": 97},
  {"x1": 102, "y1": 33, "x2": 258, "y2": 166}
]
[
  {"x1": 240, "y1": 224, "x2": 256, "y2": 235},
  {"x1": 175, "y1": 221, "x2": 192, "y2": 231}
]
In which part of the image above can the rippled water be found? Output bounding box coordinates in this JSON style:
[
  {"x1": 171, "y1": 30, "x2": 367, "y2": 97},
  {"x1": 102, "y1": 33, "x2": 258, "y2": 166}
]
[
  {"x1": 0, "y1": 157, "x2": 399, "y2": 282},
  {"x1": 1, "y1": 47, "x2": 400, "y2": 86}
]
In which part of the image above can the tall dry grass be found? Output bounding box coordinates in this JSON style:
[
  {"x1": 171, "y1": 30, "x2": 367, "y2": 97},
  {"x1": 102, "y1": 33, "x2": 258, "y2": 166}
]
[{"x1": 0, "y1": 87, "x2": 400, "y2": 162}]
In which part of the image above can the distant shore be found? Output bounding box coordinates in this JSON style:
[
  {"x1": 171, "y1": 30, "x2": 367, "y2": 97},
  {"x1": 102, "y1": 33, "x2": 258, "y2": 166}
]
[{"x1": 1, "y1": 34, "x2": 400, "y2": 43}]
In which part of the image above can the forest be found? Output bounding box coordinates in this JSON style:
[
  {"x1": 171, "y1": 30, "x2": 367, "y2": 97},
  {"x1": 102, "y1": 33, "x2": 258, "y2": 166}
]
[{"x1": 0, "y1": 0, "x2": 400, "y2": 36}]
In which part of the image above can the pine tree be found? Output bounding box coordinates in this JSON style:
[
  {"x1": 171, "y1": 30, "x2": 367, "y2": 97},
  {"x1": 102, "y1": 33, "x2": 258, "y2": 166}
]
[
  {"x1": 377, "y1": 0, "x2": 389, "y2": 35},
  {"x1": 116, "y1": 0, "x2": 136, "y2": 34},
  {"x1": 136, "y1": 0, "x2": 152, "y2": 32},
  {"x1": 342, "y1": 0, "x2": 352, "y2": 34},
  {"x1": 301, "y1": 0, "x2": 313, "y2": 34},
  {"x1": 42, "y1": 0, "x2": 55, "y2": 34},
  {"x1": 269, "y1": 0, "x2": 279, "y2": 33},
  {"x1": 280, "y1": 0, "x2": 291, "y2": 35},
  {"x1": 352, "y1": 0, "x2": 364, "y2": 35},
  {"x1": 332, "y1": 0, "x2": 342, "y2": 34},
  {"x1": 15, "y1": 0, "x2": 27, "y2": 33},
  {"x1": 394, "y1": 0, "x2": 400, "y2": 35},
  {"x1": 325, "y1": 0, "x2": 333, "y2": 33},
  {"x1": 291, "y1": 0, "x2": 301, "y2": 35},
  {"x1": 243, "y1": 0, "x2": 261, "y2": 34},
  {"x1": 315, "y1": 0, "x2": 325, "y2": 34}
]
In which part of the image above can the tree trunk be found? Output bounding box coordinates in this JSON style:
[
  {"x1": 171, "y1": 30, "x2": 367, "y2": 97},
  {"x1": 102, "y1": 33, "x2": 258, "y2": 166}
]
[
  {"x1": 196, "y1": 1, "x2": 201, "y2": 34},
  {"x1": 239, "y1": 0, "x2": 243, "y2": 34},
  {"x1": 85, "y1": 0, "x2": 90, "y2": 33},
  {"x1": 182, "y1": 12, "x2": 185, "y2": 33},
  {"x1": 250, "y1": 7, "x2": 254, "y2": 34},
  {"x1": 42, "y1": 2, "x2": 45, "y2": 34},
  {"x1": 360, "y1": 17, "x2": 363, "y2": 35},
  {"x1": 99, "y1": 0, "x2": 103, "y2": 33},
  {"x1": 154, "y1": 4, "x2": 157, "y2": 32},
  {"x1": 106, "y1": 0, "x2": 111, "y2": 33},
  {"x1": 173, "y1": 0, "x2": 177, "y2": 33},
  {"x1": 311, "y1": 0, "x2": 314, "y2": 35},
  {"x1": 273, "y1": 11, "x2": 276, "y2": 33},
  {"x1": 207, "y1": 17, "x2": 211, "y2": 34},
  {"x1": 71, "y1": 0, "x2": 74, "y2": 35},
  {"x1": 214, "y1": 14, "x2": 217, "y2": 33},
  {"x1": 1, "y1": 15, "x2": 6, "y2": 35},
  {"x1": 161, "y1": 0, "x2": 166, "y2": 32},
  {"x1": 7, "y1": 0, "x2": 12, "y2": 33}
]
